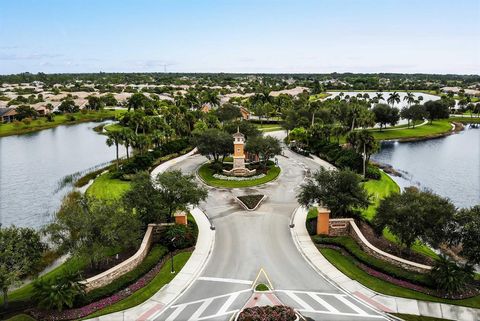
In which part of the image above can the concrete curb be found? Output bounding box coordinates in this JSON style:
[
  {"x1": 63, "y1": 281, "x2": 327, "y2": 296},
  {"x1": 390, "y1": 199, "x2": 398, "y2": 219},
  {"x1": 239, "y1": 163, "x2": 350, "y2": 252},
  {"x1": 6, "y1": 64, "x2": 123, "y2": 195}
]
[
  {"x1": 86, "y1": 147, "x2": 216, "y2": 321},
  {"x1": 234, "y1": 195, "x2": 267, "y2": 211},
  {"x1": 290, "y1": 206, "x2": 480, "y2": 321}
]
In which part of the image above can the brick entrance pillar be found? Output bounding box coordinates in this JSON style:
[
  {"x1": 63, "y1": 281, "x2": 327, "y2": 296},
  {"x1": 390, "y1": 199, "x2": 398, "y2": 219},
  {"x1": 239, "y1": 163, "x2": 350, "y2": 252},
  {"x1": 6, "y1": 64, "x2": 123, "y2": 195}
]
[
  {"x1": 316, "y1": 207, "x2": 331, "y2": 235},
  {"x1": 174, "y1": 210, "x2": 188, "y2": 226}
]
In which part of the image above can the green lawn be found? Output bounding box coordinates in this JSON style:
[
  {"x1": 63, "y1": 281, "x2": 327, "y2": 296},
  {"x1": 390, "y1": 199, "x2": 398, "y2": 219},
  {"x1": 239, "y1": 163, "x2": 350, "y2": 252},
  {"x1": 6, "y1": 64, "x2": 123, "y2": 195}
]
[
  {"x1": 104, "y1": 123, "x2": 124, "y2": 132},
  {"x1": 254, "y1": 123, "x2": 283, "y2": 132},
  {"x1": 83, "y1": 251, "x2": 192, "y2": 319},
  {"x1": 309, "y1": 93, "x2": 331, "y2": 101},
  {"x1": 1, "y1": 256, "x2": 86, "y2": 307},
  {"x1": 5, "y1": 314, "x2": 37, "y2": 321},
  {"x1": 198, "y1": 163, "x2": 281, "y2": 188},
  {"x1": 320, "y1": 248, "x2": 480, "y2": 309},
  {"x1": 370, "y1": 120, "x2": 452, "y2": 141},
  {"x1": 361, "y1": 171, "x2": 400, "y2": 221},
  {"x1": 0, "y1": 109, "x2": 125, "y2": 137},
  {"x1": 361, "y1": 172, "x2": 438, "y2": 259},
  {"x1": 86, "y1": 172, "x2": 131, "y2": 200}
]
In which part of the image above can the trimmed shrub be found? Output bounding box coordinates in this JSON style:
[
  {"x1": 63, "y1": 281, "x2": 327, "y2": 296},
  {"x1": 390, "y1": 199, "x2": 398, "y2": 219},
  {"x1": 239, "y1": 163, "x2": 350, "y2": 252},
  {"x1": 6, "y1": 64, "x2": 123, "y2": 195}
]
[
  {"x1": 238, "y1": 306, "x2": 296, "y2": 321},
  {"x1": 159, "y1": 225, "x2": 197, "y2": 250},
  {"x1": 312, "y1": 236, "x2": 432, "y2": 287},
  {"x1": 366, "y1": 165, "x2": 381, "y2": 180},
  {"x1": 22, "y1": 117, "x2": 32, "y2": 125},
  {"x1": 76, "y1": 245, "x2": 167, "y2": 306}
]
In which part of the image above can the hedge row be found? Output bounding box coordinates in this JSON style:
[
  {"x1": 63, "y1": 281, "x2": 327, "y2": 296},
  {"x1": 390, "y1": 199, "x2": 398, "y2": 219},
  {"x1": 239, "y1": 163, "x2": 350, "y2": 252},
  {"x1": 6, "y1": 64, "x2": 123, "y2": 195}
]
[
  {"x1": 76, "y1": 245, "x2": 167, "y2": 306},
  {"x1": 312, "y1": 236, "x2": 432, "y2": 287}
]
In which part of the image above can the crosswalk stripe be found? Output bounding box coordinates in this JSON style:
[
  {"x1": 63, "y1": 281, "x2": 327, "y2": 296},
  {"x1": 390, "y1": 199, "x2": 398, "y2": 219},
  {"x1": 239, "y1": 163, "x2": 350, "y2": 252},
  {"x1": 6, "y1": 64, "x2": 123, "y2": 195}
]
[
  {"x1": 307, "y1": 293, "x2": 339, "y2": 313},
  {"x1": 296, "y1": 309, "x2": 385, "y2": 319},
  {"x1": 165, "y1": 305, "x2": 186, "y2": 321},
  {"x1": 197, "y1": 276, "x2": 253, "y2": 285},
  {"x1": 188, "y1": 298, "x2": 213, "y2": 321},
  {"x1": 334, "y1": 295, "x2": 369, "y2": 315},
  {"x1": 284, "y1": 291, "x2": 314, "y2": 311},
  {"x1": 171, "y1": 289, "x2": 250, "y2": 308},
  {"x1": 217, "y1": 291, "x2": 240, "y2": 314}
]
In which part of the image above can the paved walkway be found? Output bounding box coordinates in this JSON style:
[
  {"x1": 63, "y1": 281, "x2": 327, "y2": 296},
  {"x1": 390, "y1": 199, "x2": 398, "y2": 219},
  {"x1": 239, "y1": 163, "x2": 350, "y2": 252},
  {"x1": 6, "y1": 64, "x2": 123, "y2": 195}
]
[
  {"x1": 291, "y1": 206, "x2": 480, "y2": 321},
  {"x1": 87, "y1": 148, "x2": 215, "y2": 321}
]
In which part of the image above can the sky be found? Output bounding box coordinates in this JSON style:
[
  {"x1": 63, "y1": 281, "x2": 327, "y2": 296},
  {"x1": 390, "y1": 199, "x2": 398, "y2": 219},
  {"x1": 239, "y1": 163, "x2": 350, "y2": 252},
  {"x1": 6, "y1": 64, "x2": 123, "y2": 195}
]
[{"x1": 0, "y1": 0, "x2": 479, "y2": 75}]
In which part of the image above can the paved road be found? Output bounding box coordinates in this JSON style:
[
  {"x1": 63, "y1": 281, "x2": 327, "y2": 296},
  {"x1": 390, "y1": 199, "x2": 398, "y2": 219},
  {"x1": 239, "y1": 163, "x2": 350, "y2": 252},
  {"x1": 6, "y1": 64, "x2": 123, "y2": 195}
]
[{"x1": 151, "y1": 132, "x2": 387, "y2": 321}]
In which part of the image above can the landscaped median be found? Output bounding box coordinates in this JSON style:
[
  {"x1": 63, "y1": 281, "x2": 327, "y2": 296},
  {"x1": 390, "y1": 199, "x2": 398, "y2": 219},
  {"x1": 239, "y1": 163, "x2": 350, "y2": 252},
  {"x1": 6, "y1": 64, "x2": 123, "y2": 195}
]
[{"x1": 197, "y1": 162, "x2": 280, "y2": 188}]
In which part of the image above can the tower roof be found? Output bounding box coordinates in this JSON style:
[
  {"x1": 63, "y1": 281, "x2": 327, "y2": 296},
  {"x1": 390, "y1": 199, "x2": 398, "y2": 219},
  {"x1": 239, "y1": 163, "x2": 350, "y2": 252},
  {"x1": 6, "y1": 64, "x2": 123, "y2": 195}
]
[{"x1": 232, "y1": 127, "x2": 245, "y2": 138}]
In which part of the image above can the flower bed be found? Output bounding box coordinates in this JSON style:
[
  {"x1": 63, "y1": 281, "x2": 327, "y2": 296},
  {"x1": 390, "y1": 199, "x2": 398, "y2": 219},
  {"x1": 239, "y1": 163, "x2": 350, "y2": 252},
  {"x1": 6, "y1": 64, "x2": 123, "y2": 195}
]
[
  {"x1": 213, "y1": 173, "x2": 266, "y2": 181},
  {"x1": 29, "y1": 247, "x2": 193, "y2": 321},
  {"x1": 318, "y1": 244, "x2": 479, "y2": 300},
  {"x1": 237, "y1": 195, "x2": 265, "y2": 210},
  {"x1": 238, "y1": 306, "x2": 296, "y2": 321}
]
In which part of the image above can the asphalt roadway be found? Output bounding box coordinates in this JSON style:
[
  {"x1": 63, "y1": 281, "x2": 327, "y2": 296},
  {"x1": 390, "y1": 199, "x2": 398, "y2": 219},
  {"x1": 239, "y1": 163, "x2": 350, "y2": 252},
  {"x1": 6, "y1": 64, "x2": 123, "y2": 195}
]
[{"x1": 151, "y1": 132, "x2": 388, "y2": 321}]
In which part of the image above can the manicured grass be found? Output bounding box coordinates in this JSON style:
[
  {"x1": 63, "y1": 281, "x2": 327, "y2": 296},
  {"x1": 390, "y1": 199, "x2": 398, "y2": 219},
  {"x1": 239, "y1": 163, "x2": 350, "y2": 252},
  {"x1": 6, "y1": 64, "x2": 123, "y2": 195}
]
[
  {"x1": 450, "y1": 116, "x2": 480, "y2": 124},
  {"x1": 86, "y1": 172, "x2": 131, "y2": 200},
  {"x1": 255, "y1": 283, "x2": 269, "y2": 291},
  {"x1": 361, "y1": 171, "x2": 400, "y2": 221},
  {"x1": 0, "y1": 109, "x2": 125, "y2": 137},
  {"x1": 104, "y1": 123, "x2": 124, "y2": 132},
  {"x1": 309, "y1": 93, "x2": 331, "y2": 101},
  {"x1": 392, "y1": 313, "x2": 454, "y2": 321},
  {"x1": 1, "y1": 256, "x2": 86, "y2": 306},
  {"x1": 370, "y1": 120, "x2": 452, "y2": 141},
  {"x1": 5, "y1": 314, "x2": 37, "y2": 321},
  {"x1": 83, "y1": 251, "x2": 192, "y2": 319},
  {"x1": 319, "y1": 248, "x2": 480, "y2": 309},
  {"x1": 361, "y1": 172, "x2": 438, "y2": 260},
  {"x1": 198, "y1": 163, "x2": 281, "y2": 188},
  {"x1": 254, "y1": 123, "x2": 283, "y2": 132}
]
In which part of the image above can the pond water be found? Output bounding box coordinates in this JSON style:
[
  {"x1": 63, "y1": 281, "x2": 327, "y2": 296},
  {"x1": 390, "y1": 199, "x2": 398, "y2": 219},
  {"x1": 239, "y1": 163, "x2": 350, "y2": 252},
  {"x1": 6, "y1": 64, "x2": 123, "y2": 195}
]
[
  {"x1": 0, "y1": 122, "x2": 125, "y2": 229},
  {"x1": 372, "y1": 126, "x2": 480, "y2": 208}
]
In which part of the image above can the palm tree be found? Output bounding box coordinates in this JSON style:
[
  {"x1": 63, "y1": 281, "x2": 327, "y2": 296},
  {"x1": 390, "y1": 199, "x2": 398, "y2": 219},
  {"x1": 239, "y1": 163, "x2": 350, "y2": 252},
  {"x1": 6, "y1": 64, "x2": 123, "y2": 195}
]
[
  {"x1": 346, "y1": 130, "x2": 379, "y2": 177},
  {"x1": 404, "y1": 92, "x2": 415, "y2": 106},
  {"x1": 120, "y1": 128, "x2": 134, "y2": 159},
  {"x1": 430, "y1": 256, "x2": 474, "y2": 295},
  {"x1": 375, "y1": 92, "x2": 384, "y2": 102},
  {"x1": 387, "y1": 92, "x2": 401, "y2": 107},
  {"x1": 106, "y1": 131, "x2": 123, "y2": 169}
]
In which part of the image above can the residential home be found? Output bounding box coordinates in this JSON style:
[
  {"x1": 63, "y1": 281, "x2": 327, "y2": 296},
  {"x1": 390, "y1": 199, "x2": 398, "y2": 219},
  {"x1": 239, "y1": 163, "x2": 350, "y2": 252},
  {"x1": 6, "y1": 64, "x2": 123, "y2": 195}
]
[{"x1": 0, "y1": 107, "x2": 18, "y2": 123}]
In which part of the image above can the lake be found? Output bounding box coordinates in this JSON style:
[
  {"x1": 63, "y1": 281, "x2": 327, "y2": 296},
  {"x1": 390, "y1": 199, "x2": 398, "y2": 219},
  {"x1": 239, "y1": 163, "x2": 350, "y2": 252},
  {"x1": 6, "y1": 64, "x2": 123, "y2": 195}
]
[
  {"x1": 0, "y1": 122, "x2": 125, "y2": 229},
  {"x1": 372, "y1": 126, "x2": 480, "y2": 208}
]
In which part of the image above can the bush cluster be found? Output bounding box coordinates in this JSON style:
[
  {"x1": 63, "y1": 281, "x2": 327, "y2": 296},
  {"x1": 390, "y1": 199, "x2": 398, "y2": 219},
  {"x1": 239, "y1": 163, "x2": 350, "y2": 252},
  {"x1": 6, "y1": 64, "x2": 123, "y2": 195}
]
[
  {"x1": 159, "y1": 224, "x2": 197, "y2": 250},
  {"x1": 116, "y1": 138, "x2": 190, "y2": 177},
  {"x1": 310, "y1": 141, "x2": 362, "y2": 172},
  {"x1": 312, "y1": 236, "x2": 432, "y2": 287},
  {"x1": 76, "y1": 245, "x2": 167, "y2": 306}
]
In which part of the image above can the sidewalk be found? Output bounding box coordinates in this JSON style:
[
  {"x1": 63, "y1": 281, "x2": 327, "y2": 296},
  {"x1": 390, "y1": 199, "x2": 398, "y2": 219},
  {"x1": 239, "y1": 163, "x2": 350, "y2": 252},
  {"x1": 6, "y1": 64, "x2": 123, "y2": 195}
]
[
  {"x1": 87, "y1": 147, "x2": 215, "y2": 321},
  {"x1": 291, "y1": 206, "x2": 480, "y2": 321}
]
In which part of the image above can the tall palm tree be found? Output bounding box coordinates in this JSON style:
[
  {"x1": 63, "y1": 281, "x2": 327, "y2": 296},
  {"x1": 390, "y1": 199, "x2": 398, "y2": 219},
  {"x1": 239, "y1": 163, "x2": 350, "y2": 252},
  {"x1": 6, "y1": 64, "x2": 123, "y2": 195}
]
[
  {"x1": 346, "y1": 130, "x2": 379, "y2": 177},
  {"x1": 387, "y1": 92, "x2": 401, "y2": 107},
  {"x1": 120, "y1": 128, "x2": 134, "y2": 159},
  {"x1": 375, "y1": 92, "x2": 384, "y2": 102},
  {"x1": 106, "y1": 131, "x2": 123, "y2": 169},
  {"x1": 403, "y1": 92, "x2": 415, "y2": 107}
]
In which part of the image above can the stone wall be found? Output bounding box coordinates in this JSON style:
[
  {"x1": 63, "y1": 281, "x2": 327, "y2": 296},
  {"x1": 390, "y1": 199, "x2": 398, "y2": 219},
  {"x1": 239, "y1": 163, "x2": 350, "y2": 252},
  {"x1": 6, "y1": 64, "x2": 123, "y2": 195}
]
[
  {"x1": 82, "y1": 223, "x2": 171, "y2": 292},
  {"x1": 328, "y1": 219, "x2": 432, "y2": 273}
]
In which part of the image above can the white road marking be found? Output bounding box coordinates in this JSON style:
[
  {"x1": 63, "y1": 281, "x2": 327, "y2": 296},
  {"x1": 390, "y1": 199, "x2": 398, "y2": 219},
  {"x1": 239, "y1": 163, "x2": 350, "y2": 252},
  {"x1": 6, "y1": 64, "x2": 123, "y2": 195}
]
[
  {"x1": 276, "y1": 289, "x2": 347, "y2": 297},
  {"x1": 165, "y1": 305, "x2": 186, "y2": 321},
  {"x1": 335, "y1": 294, "x2": 369, "y2": 315},
  {"x1": 171, "y1": 289, "x2": 250, "y2": 308},
  {"x1": 187, "y1": 298, "x2": 213, "y2": 321},
  {"x1": 217, "y1": 291, "x2": 240, "y2": 314},
  {"x1": 283, "y1": 290, "x2": 314, "y2": 311},
  {"x1": 307, "y1": 292, "x2": 339, "y2": 313},
  {"x1": 297, "y1": 309, "x2": 386, "y2": 318},
  {"x1": 196, "y1": 310, "x2": 239, "y2": 321},
  {"x1": 197, "y1": 276, "x2": 253, "y2": 285}
]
